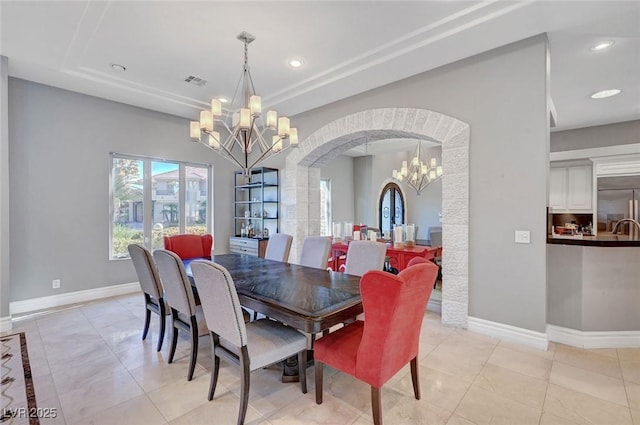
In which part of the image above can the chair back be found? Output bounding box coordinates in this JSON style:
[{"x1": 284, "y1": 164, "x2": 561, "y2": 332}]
[
  {"x1": 128, "y1": 244, "x2": 163, "y2": 299},
  {"x1": 428, "y1": 226, "x2": 442, "y2": 247},
  {"x1": 343, "y1": 240, "x2": 386, "y2": 276},
  {"x1": 153, "y1": 249, "x2": 197, "y2": 316},
  {"x1": 164, "y1": 234, "x2": 213, "y2": 260},
  {"x1": 355, "y1": 262, "x2": 438, "y2": 387},
  {"x1": 299, "y1": 236, "x2": 332, "y2": 269},
  {"x1": 406, "y1": 256, "x2": 430, "y2": 268},
  {"x1": 264, "y1": 233, "x2": 293, "y2": 262},
  {"x1": 190, "y1": 260, "x2": 247, "y2": 347}
]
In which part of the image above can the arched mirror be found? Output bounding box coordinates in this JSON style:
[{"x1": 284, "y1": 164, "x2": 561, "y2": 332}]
[{"x1": 379, "y1": 182, "x2": 405, "y2": 236}]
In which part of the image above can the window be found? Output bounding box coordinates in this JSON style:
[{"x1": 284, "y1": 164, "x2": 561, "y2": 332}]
[
  {"x1": 379, "y1": 183, "x2": 404, "y2": 236},
  {"x1": 110, "y1": 154, "x2": 212, "y2": 259},
  {"x1": 320, "y1": 179, "x2": 331, "y2": 236}
]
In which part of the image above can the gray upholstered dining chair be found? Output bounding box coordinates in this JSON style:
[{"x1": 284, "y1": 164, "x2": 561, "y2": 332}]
[
  {"x1": 153, "y1": 249, "x2": 208, "y2": 381},
  {"x1": 127, "y1": 244, "x2": 169, "y2": 352},
  {"x1": 264, "y1": 233, "x2": 293, "y2": 262},
  {"x1": 298, "y1": 236, "x2": 332, "y2": 269},
  {"x1": 343, "y1": 240, "x2": 387, "y2": 276},
  {"x1": 190, "y1": 260, "x2": 308, "y2": 425}
]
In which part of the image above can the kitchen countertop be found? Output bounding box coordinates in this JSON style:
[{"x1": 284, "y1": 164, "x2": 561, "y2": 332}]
[{"x1": 547, "y1": 233, "x2": 640, "y2": 247}]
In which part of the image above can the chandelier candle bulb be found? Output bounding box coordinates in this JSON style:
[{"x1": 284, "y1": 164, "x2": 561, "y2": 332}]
[
  {"x1": 266, "y1": 111, "x2": 277, "y2": 129},
  {"x1": 421, "y1": 164, "x2": 427, "y2": 175},
  {"x1": 239, "y1": 108, "x2": 251, "y2": 129},
  {"x1": 211, "y1": 99, "x2": 222, "y2": 116},
  {"x1": 190, "y1": 121, "x2": 201, "y2": 141},
  {"x1": 249, "y1": 95, "x2": 261, "y2": 116},
  {"x1": 437, "y1": 165, "x2": 443, "y2": 177},
  {"x1": 289, "y1": 128, "x2": 299, "y2": 146},
  {"x1": 200, "y1": 110, "x2": 213, "y2": 132},
  {"x1": 278, "y1": 117, "x2": 290, "y2": 137}
]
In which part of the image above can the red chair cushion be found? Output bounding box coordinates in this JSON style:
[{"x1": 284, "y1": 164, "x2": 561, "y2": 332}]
[
  {"x1": 314, "y1": 321, "x2": 364, "y2": 377},
  {"x1": 164, "y1": 234, "x2": 213, "y2": 260}
]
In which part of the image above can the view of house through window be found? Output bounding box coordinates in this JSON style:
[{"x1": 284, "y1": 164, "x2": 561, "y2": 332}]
[
  {"x1": 110, "y1": 154, "x2": 211, "y2": 259},
  {"x1": 320, "y1": 179, "x2": 331, "y2": 236}
]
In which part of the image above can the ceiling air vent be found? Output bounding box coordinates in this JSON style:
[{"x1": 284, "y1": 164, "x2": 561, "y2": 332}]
[{"x1": 184, "y1": 75, "x2": 207, "y2": 87}]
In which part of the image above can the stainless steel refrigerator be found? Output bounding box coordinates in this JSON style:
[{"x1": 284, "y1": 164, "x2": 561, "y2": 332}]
[{"x1": 597, "y1": 175, "x2": 640, "y2": 236}]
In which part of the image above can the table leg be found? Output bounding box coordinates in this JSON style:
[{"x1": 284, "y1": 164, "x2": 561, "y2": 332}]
[{"x1": 282, "y1": 349, "x2": 315, "y2": 383}]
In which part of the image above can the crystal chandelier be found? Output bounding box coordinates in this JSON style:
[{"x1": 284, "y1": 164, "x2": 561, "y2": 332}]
[
  {"x1": 392, "y1": 141, "x2": 443, "y2": 195},
  {"x1": 190, "y1": 31, "x2": 298, "y2": 178}
]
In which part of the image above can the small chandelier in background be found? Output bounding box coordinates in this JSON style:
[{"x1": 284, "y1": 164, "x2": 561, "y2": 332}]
[
  {"x1": 392, "y1": 141, "x2": 443, "y2": 195},
  {"x1": 190, "y1": 31, "x2": 298, "y2": 178}
]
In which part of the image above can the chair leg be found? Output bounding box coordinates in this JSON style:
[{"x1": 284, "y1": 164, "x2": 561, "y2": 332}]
[
  {"x1": 188, "y1": 315, "x2": 198, "y2": 381},
  {"x1": 142, "y1": 306, "x2": 151, "y2": 340},
  {"x1": 238, "y1": 346, "x2": 251, "y2": 425},
  {"x1": 410, "y1": 356, "x2": 420, "y2": 400},
  {"x1": 371, "y1": 386, "x2": 382, "y2": 425},
  {"x1": 315, "y1": 361, "x2": 323, "y2": 404},
  {"x1": 168, "y1": 310, "x2": 178, "y2": 364},
  {"x1": 157, "y1": 300, "x2": 166, "y2": 352},
  {"x1": 208, "y1": 333, "x2": 220, "y2": 401},
  {"x1": 298, "y1": 350, "x2": 308, "y2": 394}
]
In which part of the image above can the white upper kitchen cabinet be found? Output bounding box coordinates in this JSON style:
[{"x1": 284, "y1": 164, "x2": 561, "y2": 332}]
[{"x1": 549, "y1": 165, "x2": 592, "y2": 212}]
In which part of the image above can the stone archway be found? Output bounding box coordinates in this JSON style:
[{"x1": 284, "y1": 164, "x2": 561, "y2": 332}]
[{"x1": 283, "y1": 108, "x2": 469, "y2": 328}]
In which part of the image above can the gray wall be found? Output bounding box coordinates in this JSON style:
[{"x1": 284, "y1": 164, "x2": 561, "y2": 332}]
[
  {"x1": 319, "y1": 155, "x2": 355, "y2": 225},
  {"x1": 291, "y1": 35, "x2": 550, "y2": 332},
  {"x1": 8, "y1": 78, "x2": 237, "y2": 302},
  {"x1": 551, "y1": 120, "x2": 640, "y2": 152},
  {"x1": 1, "y1": 57, "x2": 9, "y2": 320},
  {"x1": 353, "y1": 156, "x2": 373, "y2": 225}
]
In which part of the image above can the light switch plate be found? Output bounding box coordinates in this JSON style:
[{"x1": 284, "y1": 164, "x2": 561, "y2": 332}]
[{"x1": 515, "y1": 230, "x2": 530, "y2": 244}]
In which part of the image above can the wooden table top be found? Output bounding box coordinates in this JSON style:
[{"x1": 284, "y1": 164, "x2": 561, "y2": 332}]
[{"x1": 184, "y1": 254, "x2": 363, "y2": 333}]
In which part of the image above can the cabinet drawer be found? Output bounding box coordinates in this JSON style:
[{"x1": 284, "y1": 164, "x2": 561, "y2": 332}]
[
  {"x1": 229, "y1": 245, "x2": 259, "y2": 256},
  {"x1": 229, "y1": 237, "x2": 259, "y2": 256}
]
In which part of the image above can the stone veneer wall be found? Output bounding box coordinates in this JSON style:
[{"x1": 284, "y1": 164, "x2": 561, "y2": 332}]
[{"x1": 282, "y1": 108, "x2": 470, "y2": 328}]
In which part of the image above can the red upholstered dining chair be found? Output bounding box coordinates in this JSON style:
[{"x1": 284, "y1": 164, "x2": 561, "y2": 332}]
[
  {"x1": 314, "y1": 261, "x2": 439, "y2": 425},
  {"x1": 164, "y1": 234, "x2": 213, "y2": 260},
  {"x1": 407, "y1": 255, "x2": 439, "y2": 289}
]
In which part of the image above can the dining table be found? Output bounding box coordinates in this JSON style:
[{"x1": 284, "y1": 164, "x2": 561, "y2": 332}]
[{"x1": 183, "y1": 253, "x2": 363, "y2": 334}]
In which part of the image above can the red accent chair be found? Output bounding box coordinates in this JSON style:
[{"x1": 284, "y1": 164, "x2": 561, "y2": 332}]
[
  {"x1": 164, "y1": 234, "x2": 213, "y2": 260},
  {"x1": 314, "y1": 261, "x2": 439, "y2": 425},
  {"x1": 407, "y1": 254, "x2": 440, "y2": 289}
]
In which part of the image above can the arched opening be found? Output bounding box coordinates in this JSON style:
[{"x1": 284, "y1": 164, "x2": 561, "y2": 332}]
[{"x1": 283, "y1": 108, "x2": 469, "y2": 328}]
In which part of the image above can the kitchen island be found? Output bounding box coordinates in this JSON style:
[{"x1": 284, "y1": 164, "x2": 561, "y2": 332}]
[{"x1": 547, "y1": 234, "x2": 640, "y2": 347}]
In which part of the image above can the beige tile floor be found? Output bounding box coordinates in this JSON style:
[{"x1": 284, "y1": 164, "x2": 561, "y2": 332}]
[{"x1": 4, "y1": 292, "x2": 639, "y2": 425}]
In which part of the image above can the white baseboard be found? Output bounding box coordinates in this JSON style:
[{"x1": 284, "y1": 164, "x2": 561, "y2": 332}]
[
  {"x1": 547, "y1": 325, "x2": 640, "y2": 349},
  {"x1": 468, "y1": 316, "x2": 549, "y2": 351},
  {"x1": 0, "y1": 316, "x2": 12, "y2": 333},
  {"x1": 9, "y1": 282, "x2": 141, "y2": 316}
]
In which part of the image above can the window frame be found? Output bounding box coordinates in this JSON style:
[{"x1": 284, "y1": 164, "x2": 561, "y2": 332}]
[{"x1": 109, "y1": 152, "x2": 213, "y2": 260}]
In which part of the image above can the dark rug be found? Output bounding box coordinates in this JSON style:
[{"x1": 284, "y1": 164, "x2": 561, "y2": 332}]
[{"x1": 1, "y1": 332, "x2": 39, "y2": 425}]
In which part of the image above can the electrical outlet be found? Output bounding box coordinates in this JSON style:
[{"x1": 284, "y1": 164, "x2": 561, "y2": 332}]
[{"x1": 52, "y1": 279, "x2": 60, "y2": 289}]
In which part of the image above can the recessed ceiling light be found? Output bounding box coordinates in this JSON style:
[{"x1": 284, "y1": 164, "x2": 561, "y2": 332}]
[
  {"x1": 111, "y1": 64, "x2": 127, "y2": 72},
  {"x1": 589, "y1": 40, "x2": 615, "y2": 51},
  {"x1": 288, "y1": 59, "x2": 304, "y2": 68},
  {"x1": 218, "y1": 98, "x2": 228, "y2": 103},
  {"x1": 590, "y1": 89, "x2": 621, "y2": 99}
]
